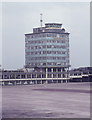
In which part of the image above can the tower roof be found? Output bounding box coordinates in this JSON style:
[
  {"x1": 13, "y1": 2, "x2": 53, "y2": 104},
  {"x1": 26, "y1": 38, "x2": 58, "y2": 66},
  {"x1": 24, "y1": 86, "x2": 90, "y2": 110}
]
[{"x1": 45, "y1": 23, "x2": 62, "y2": 28}]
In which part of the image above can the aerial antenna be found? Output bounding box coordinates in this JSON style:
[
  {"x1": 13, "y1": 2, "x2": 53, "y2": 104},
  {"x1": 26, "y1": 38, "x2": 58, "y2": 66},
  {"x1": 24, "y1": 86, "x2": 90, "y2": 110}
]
[{"x1": 40, "y1": 13, "x2": 43, "y2": 27}]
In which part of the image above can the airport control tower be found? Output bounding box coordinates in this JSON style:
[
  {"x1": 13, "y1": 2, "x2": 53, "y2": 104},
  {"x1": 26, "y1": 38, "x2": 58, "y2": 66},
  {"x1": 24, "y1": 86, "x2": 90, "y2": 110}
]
[{"x1": 25, "y1": 17, "x2": 70, "y2": 82}]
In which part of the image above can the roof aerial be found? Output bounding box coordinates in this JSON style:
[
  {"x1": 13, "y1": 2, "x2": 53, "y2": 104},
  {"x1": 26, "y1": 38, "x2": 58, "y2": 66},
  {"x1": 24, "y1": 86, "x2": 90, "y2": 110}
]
[{"x1": 40, "y1": 13, "x2": 43, "y2": 27}]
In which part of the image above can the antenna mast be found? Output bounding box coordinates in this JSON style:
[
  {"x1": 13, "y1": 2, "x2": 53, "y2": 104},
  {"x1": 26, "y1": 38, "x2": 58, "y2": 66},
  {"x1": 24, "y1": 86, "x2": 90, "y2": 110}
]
[{"x1": 40, "y1": 13, "x2": 43, "y2": 27}]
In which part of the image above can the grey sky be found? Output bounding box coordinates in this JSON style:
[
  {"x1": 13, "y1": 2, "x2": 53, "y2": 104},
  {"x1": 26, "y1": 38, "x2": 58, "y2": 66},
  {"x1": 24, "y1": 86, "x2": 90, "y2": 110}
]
[{"x1": 2, "y1": 2, "x2": 90, "y2": 69}]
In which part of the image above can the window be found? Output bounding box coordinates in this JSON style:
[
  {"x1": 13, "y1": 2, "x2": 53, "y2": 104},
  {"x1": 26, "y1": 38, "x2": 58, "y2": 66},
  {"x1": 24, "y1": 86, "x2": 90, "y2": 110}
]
[
  {"x1": 53, "y1": 74, "x2": 57, "y2": 78},
  {"x1": 42, "y1": 74, "x2": 46, "y2": 78},
  {"x1": 27, "y1": 74, "x2": 31, "y2": 78},
  {"x1": 47, "y1": 63, "x2": 52, "y2": 65},
  {"x1": 62, "y1": 40, "x2": 66, "y2": 43},
  {"x1": 32, "y1": 74, "x2": 36, "y2": 78},
  {"x1": 21, "y1": 75, "x2": 25, "y2": 78},
  {"x1": 43, "y1": 51, "x2": 47, "y2": 54},
  {"x1": 52, "y1": 40, "x2": 56, "y2": 43},
  {"x1": 62, "y1": 57, "x2": 66, "y2": 60},
  {"x1": 53, "y1": 68, "x2": 56, "y2": 72},
  {"x1": 43, "y1": 45, "x2": 46, "y2": 48},
  {"x1": 47, "y1": 51, "x2": 51, "y2": 54},
  {"x1": 37, "y1": 74, "x2": 41, "y2": 78},
  {"x1": 48, "y1": 74, "x2": 52, "y2": 78},
  {"x1": 58, "y1": 74, "x2": 61, "y2": 78},
  {"x1": 62, "y1": 46, "x2": 66, "y2": 49},
  {"x1": 62, "y1": 52, "x2": 66, "y2": 54},
  {"x1": 47, "y1": 45, "x2": 52, "y2": 48},
  {"x1": 58, "y1": 68, "x2": 61, "y2": 72},
  {"x1": 48, "y1": 68, "x2": 51, "y2": 72}
]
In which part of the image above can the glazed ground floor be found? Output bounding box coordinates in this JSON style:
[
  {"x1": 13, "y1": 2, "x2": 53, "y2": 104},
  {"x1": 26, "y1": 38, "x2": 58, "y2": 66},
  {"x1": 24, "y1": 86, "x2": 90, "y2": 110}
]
[{"x1": 1, "y1": 78, "x2": 69, "y2": 85}]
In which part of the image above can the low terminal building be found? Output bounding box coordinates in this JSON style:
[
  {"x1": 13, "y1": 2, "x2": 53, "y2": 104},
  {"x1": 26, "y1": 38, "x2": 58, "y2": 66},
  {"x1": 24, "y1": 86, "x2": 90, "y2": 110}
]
[
  {"x1": 0, "y1": 67, "x2": 92, "y2": 85},
  {"x1": 0, "y1": 67, "x2": 69, "y2": 85},
  {"x1": 69, "y1": 67, "x2": 92, "y2": 82}
]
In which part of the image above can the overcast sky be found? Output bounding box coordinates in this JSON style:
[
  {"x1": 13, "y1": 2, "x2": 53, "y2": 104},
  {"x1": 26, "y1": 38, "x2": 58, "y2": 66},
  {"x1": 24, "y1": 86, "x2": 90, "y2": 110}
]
[{"x1": 1, "y1": 2, "x2": 90, "y2": 70}]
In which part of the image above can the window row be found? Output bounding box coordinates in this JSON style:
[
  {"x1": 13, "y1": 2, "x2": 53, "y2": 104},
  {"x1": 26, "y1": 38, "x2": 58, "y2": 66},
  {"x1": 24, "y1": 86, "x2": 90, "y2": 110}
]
[
  {"x1": 2, "y1": 73, "x2": 67, "y2": 79},
  {"x1": 25, "y1": 33, "x2": 68, "y2": 39},
  {"x1": 26, "y1": 45, "x2": 68, "y2": 49},
  {"x1": 26, "y1": 62, "x2": 68, "y2": 66},
  {"x1": 25, "y1": 39, "x2": 68, "y2": 44},
  {"x1": 26, "y1": 51, "x2": 67, "y2": 55},
  {"x1": 26, "y1": 56, "x2": 67, "y2": 60}
]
